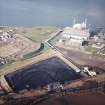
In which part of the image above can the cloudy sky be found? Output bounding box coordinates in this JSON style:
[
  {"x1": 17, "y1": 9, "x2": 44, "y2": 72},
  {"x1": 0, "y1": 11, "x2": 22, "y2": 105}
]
[{"x1": 0, "y1": 0, "x2": 105, "y2": 28}]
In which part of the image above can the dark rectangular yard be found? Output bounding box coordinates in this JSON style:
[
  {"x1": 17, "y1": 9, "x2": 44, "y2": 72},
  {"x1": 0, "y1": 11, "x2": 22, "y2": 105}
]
[{"x1": 5, "y1": 57, "x2": 81, "y2": 92}]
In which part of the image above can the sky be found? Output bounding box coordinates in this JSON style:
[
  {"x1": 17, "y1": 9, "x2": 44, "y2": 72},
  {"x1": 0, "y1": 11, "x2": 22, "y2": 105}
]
[{"x1": 0, "y1": 0, "x2": 105, "y2": 28}]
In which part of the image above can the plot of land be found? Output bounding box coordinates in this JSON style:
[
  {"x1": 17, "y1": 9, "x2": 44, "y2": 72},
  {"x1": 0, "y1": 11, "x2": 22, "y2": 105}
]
[
  {"x1": 5, "y1": 57, "x2": 81, "y2": 92},
  {"x1": 0, "y1": 44, "x2": 20, "y2": 57},
  {"x1": 16, "y1": 26, "x2": 58, "y2": 42},
  {"x1": 36, "y1": 92, "x2": 105, "y2": 105},
  {"x1": 56, "y1": 46, "x2": 105, "y2": 70}
]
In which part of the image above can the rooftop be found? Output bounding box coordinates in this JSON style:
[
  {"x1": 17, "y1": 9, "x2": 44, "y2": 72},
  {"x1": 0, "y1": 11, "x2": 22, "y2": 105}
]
[{"x1": 63, "y1": 27, "x2": 90, "y2": 36}]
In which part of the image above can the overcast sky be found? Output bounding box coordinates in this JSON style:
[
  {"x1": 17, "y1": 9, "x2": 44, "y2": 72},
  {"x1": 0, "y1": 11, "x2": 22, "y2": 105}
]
[{"x1": 0, "y1": 0, "x2": 105, "y2": 28}]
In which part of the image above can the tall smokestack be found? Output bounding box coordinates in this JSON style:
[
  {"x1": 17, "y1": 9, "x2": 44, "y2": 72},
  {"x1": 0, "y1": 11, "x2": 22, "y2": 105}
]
[
  {"x1": 73, "y1": 17, "x2": 76, "y2": 25},
  {"x1": 85, "y1": 18, "x2": 87, "y2": 28}
]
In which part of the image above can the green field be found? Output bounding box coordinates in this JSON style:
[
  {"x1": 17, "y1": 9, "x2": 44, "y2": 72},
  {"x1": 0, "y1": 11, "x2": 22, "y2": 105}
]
[
  {"x1": 0, "y1": 63, "x2": 11, "y2": 70},
  {"x1": 16, "y1": 26, "x2": 58, "y2": 43}
]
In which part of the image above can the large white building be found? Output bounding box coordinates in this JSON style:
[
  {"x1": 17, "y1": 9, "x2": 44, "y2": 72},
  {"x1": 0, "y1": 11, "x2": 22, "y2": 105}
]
[{"x1": 61, "y1": 19, "x2": 90, "y2": 47}]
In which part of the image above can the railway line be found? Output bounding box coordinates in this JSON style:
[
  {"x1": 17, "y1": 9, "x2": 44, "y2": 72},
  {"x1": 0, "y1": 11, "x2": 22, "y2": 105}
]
[{"x1": 45, "y1": 30, "x2": 81, "y2": 73}]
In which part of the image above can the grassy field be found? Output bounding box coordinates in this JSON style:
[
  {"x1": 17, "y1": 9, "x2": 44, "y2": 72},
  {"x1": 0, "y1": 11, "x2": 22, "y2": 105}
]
[
  {"x1": 16, "y1": 26, "x2": 58, "y2": 57},
  {"x1": 16, "y1": 26, "x2": 58, "y2": 43},
  {"x1": 0, "y1": 64, "x2": 11, "y2": 70}
]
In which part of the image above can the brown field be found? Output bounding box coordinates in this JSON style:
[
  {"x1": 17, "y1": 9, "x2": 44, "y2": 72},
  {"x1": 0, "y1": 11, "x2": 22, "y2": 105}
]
[
  {"x1": 0, "y1": 44, "x2": 20, "y2": 57},
  {"x1": 36, "y1": 92, "x2": 105, "y2": 105}
]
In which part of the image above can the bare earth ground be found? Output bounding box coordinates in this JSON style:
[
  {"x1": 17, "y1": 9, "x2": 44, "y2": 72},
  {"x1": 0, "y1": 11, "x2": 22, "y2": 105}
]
[
  {"x1": 4, "y1": 91, "x2": 104, "y2": 105},
  {"x1": 56, "y1": 46, "x2": 105, "y2": 70},
  {"x1": 36, "y1": 92, "x2": 105, "y2": 105},
  {"x1": 0, "y1": 44, "x2": 20, "y2": 57},
  {"x1": 0, "y1": 35, "x2": 40, "y2": 58}
]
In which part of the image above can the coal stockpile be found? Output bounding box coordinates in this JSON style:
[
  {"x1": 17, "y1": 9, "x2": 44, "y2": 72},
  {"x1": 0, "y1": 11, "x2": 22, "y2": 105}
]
[{"x1": 5, "y1": 57, "x2": 81, "y2": 92}]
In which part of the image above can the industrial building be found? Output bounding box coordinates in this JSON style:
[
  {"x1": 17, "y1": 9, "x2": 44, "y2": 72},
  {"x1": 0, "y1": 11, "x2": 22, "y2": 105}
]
[{"x1": 61, "y1": 19, "x2": 90, "y2": 47}]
